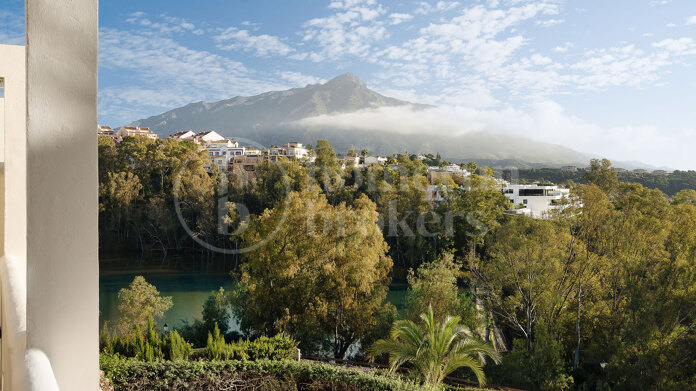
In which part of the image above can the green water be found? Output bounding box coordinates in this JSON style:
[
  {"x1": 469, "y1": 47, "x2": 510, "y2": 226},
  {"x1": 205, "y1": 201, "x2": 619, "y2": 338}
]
[{"x1": 99, "y1": 253, "x2": 408, "y2": 332}]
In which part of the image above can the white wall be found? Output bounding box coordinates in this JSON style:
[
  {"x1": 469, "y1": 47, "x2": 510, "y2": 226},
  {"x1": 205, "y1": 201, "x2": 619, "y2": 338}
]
[
  {"x1": 0, "y1": 43, "x2": 28, "y2": 391},
  {"x1": 26, "y1": 0, "x2": 99, "y2": 389}
]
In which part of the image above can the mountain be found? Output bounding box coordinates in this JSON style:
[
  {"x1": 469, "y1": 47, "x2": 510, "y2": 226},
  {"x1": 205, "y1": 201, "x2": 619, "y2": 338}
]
[{"x1": 130, "y1": 73, "x2": 595, "y2": 167}]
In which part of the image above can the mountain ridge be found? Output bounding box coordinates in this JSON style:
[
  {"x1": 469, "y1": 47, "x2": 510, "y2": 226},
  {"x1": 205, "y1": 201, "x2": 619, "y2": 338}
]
[{"x1": 127, "y1": 74, "x2": 659, "y2": 170}]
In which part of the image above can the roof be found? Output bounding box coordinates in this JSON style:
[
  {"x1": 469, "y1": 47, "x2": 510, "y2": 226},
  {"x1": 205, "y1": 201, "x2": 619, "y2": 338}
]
[{"x1": 170, "y1": 130, "x2": 194, "y2": 137}]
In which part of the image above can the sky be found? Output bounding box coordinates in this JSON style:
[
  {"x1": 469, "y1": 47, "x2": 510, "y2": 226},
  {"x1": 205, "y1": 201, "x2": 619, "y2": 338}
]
[{"x1": 2, "y1": 0, "x2": 696, "y2": 168}]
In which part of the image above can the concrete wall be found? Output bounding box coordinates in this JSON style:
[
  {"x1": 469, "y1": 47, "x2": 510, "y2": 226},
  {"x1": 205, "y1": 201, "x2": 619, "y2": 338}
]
[
  {"x1": 0, "y1": 43, "x2": 28, "y2": 391},
  {"x1": 25, "y1": 0, "x2": 99, "y2": 389}
]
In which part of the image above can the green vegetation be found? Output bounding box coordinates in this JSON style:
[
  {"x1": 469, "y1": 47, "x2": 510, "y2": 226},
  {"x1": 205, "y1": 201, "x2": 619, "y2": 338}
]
[
  {"x1": 100, "y1": 355, "x2": 495, "y2": 391},
  {"x1": 116, "y1": 276, "x2": 173, "y2": 334},
  {"x1": 369, "y1": 306, "x2": 500, "y2": 387},
  {"x1": 204, "y1": 323, "x2": 298, "y2": 361},
  {"x1": 231, "y1": 186, "x2": 394, "y2": 358},
  {"x1": 100, "y1": 135, "x2": 696, "y2": 389},
  {"x1": 501, "y1": 163, "x2": 696, "y2": 196},
  {"x1": 101, "y1": 316, "x2": 192, "y2": 362}
]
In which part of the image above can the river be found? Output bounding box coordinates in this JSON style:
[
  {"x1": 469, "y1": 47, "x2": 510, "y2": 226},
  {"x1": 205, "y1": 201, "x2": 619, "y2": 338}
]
[{"x1": 99, "y1": 253, "x2": 408, "y2": 332}]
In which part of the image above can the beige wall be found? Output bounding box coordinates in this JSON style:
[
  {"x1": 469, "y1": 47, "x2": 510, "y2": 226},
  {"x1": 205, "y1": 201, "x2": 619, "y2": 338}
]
[
  {"x1": 0, "y1": 43, "x2": 28, "y2": 390},
  {"x1": 26, "y1": 0, "x2": 99, "y2": 389}
]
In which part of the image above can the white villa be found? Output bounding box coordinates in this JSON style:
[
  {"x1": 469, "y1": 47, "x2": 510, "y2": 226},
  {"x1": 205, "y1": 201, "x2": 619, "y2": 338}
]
[
  {"x1": 502, "y1": 183, "x2": 571, "y2": 218},
  {"x1": 427, "y1": 164, "x2": 470, "y2": 185},
  {"x1": 115, "y1": 126, "x2": 159, "y2": 141},
  {"x1": 269, "y1": 142, "x2": 313, "y2": 162},
  {"x1": 193, "y1": 130, "x2": 225, "y2": 144},
  {"x1": 205, "y1": 139, "x2": 241, "y2": 171},
  {"x1": 97, "y1": 125, "x2": 115, "y2": 140},
  {"x1": 168, "y1": 130, "x2": 196, "y2": 142},
  {"x1": 363, "y1": 155, "x2": 387, "y2": 166}
]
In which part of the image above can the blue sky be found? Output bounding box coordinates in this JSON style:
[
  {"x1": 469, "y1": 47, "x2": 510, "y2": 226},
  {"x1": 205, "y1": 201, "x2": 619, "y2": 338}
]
[{"x1": 2, "y1": 0, "x2": 696, "y2": 168}]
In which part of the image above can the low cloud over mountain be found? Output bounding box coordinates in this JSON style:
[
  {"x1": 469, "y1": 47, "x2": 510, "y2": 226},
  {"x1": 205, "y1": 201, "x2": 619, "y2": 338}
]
[{"x1": 130, "y1": 73, "x2": 630, "y2": 167}]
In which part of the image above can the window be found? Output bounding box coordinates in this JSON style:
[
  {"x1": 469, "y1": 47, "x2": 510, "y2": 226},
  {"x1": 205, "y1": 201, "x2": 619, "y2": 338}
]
[
  {"x1": 523, "y1": 199, "x2": 528, "y2": 204},
  {"x1": 519, "y1": 189, "x2": 544, "y2": 196}
]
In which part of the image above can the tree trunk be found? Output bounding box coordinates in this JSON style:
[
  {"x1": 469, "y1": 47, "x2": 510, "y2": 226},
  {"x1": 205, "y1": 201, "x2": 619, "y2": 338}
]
[{"x1": 574, "y1": 282, "x2": 582, "y2": 370}]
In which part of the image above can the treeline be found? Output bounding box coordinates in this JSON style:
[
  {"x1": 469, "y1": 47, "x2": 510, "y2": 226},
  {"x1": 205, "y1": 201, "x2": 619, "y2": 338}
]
[
  {"x1": 99, "y1": 137, "x2": 696, "y2": 389},
  {"x1": 98, "y1": 135, "x2": 506, "y2": 270},
  {"x1": 502, "y1": 167, "x2": 696, "y2": 196}
]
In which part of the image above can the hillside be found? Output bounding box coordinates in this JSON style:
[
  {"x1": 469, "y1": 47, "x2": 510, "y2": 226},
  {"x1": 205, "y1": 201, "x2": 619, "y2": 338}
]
[{"x1": 130, "y1": 73, "x2": 595, "y2": 166}]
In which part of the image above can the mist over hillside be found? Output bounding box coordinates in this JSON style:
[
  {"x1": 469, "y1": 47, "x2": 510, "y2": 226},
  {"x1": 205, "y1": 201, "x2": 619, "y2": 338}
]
[{"x1": 130, "y1": 73, "x2": 657, "y2": 169}]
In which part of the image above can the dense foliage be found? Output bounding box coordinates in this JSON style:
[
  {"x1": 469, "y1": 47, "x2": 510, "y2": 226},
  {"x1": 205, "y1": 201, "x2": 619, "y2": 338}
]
[
  {"x1": 204, "y1": 323, "x2": 298, "y2": 361},
  {"x1": 100, "y1": 355, "x2": 494, "y2": 391},
  {"x1": 369, "y1": 306, "x2": 500, "y2": 387},
  {"x1": 101, "y1": 316, "x2": 193, "y2": 362},
  {"x1": 231, "y1": 186, "x2": 395, "y2": 358},
  {"x1": 99, "y1": 136, "x2": 696, "y2": 389}
]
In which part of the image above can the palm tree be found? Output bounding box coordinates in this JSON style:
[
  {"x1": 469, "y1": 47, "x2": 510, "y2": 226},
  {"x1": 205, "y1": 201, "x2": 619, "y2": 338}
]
[{"x1": 368, "y1": 306, "x2": 500, "y2": 387}]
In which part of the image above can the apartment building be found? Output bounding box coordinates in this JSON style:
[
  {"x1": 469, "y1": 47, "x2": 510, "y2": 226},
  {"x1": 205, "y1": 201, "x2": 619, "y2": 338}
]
[
  {"x1": 193, "y1": 130, "x2": 225, "y2": 144},
  {"x1": 502, "y1": 183, "x2": 570, "y2": 218},
  {"x1": 115, "y1": 126, "x2": 159, "y2": 141},
  {"x1": 231, "y1": 153, "x2": 263, "y2": 179},
  {"x1": 168, "y1": 130, "x2": 196, "y2": 142},
  {"x1": 427, "y1": 164, "x2": 470, "y2": 185},
  {"x1": 205, "y1": 139, "x2": 241, "y2": 171},
  {"x1": 269, "y1": 142, "x2": 312, "y2": 162},
  {"x1": 97, "y1": 125, "x2": 116, "y2": 140},
  {"x1": 363, "y1": 155, "x2": 387, "y2": 166}
]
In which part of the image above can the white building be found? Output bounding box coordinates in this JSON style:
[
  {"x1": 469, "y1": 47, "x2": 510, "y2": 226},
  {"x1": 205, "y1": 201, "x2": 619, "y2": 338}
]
[
  {"x1": 502, "y1": 184, "x2": 570, "y2": 218},
  {"x1": 116, "y1": 126, "x2": 159, "y2": 141},
  {"x1": 269, "y1": 142, "x2": 312, "y2": 162},
  {"x1": 205, "y1": 139, "x2": 241, "y2": 171},
  {"x1": 427, "y1": 165, "x2": 470, "y2": 185},
  {"x1": 363, "y1": 156, "x2": 387, "y2": 165},
  {"x1": 97, "y1": 125, "x2": 116, "y2": 141},
  {"x1": 193, "y1": 130, "x2": 225, "y2": 144},
  {"x1": 168, "y1": 130, "x2": 196, "y2": 142}
]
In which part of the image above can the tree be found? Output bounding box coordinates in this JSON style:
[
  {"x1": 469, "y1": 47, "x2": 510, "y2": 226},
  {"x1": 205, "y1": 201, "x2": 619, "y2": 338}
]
[
  {"x1": 203, "y1": 287, "x2": 231, "y2": 334},
  {"x1": 405, "y1": 253, "x2": 478, "y2": 331},
  {"x1": 368, "y1": 306, "x2": 500, "y2": 387},
  {"x1": 232, "y1": 186, "x2": 394, "y2": 358},
  {"x1": 117, "y1": 276, "x2": 173, "y2": 334},
  {"x1": 673, "y1": 189, "x2": 696, "y2": 205},
  {"x1": 584, "y1": 158, "x2": 618, "y2": 193},
  {"x1": 477, "y1": 216, "x2": 580, "y2": 348}
]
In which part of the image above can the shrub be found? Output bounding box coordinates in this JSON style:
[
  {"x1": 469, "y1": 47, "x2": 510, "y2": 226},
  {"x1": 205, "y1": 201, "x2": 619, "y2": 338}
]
[
  {"x1": 163, "y1": 331, "x2": 192, "y2": 361},
  {"x1": 204, "y1": 323, "x2": 296, "y2": 361},
  {"x1": 100, "y1": 355, "x2": 451, "y2": 391},
  {"x1": 101, "y1": 316, "x2": 191, "y2": 362}
]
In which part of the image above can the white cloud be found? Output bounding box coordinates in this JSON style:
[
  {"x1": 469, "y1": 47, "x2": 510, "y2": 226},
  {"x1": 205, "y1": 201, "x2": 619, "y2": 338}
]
[
  {"x1": 125, "y1": 12, "x2": 202, "y2": 35},
  {"x1": 414, "y1": 1, "x2": 461, "y2": 15},
  {"x1": 389, "y1": 13, "x2": 413, "y2": 25},
  {"x1": 214, "y1": 27, "x2": 294, "y2": 57},
  {"x1": 652, "y1": 37, "x2": 696, "y2": 55},
  {"x1": 294, "y1": 102, "x2": 696, "y2": 168},
  {"x1": 98, "y1": 27, "x2": 290, "y2": 123},
  {"x1": 552, "y1": 42, "x2": 573, "y2": 53},
  {"x1": 687, "y1": 16, "x2": 696, "y2": 25},
  {"x1": 530, "y1": 54, "x2": 552, "y2": 65},
  {"x1": 301, "y1": 0, "x2": 388, "y2": 61},
  {"x1": 536, "y1": 18, "x2": 564, "y2": 28}
]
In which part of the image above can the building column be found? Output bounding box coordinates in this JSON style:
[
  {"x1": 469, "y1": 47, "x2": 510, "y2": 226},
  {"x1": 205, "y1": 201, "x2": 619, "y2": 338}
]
[
  {"x1": 25, "y1": 0, "x2": 99, "y2": 389},
  {"x1": 0, "y1": 43, "x2": 28, "y2": 391}
]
